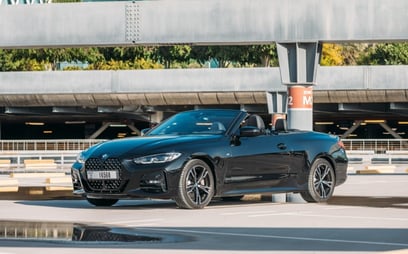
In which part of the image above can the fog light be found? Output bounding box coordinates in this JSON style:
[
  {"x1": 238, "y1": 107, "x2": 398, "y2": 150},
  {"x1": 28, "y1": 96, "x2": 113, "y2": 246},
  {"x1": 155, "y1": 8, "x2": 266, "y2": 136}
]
[{"x1": 140, "y1": 171, "x2": 167, "y2": 193}]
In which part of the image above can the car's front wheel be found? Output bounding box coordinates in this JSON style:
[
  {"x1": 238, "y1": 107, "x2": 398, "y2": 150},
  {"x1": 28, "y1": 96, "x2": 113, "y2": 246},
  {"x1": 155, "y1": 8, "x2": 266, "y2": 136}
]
[
  {"x1": 301, "y1": 158, "x2": 335, "y2": 202},
  {"x1": 86, "y1": 198, "x2": 118, "y2": 207},
  {"x1": 175, "y1": 159, "x2": 214, "y2": 209}
]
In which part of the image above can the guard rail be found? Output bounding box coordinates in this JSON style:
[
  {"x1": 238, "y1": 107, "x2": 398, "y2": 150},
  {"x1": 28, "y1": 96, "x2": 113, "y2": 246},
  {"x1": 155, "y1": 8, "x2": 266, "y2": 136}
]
[{"x1": 1, "y1": 139, "x2": 408, "y2": 152}]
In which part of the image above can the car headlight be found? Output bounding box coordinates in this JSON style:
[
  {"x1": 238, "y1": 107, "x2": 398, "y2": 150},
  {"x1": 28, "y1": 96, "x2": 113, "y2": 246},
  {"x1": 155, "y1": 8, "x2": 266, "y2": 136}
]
[
  {"x1": 76, "y1": 152, "x2": 85, "y2": 164},
  {"x1": 133, "y1": 152, "x2": 181, "y2": 164}
]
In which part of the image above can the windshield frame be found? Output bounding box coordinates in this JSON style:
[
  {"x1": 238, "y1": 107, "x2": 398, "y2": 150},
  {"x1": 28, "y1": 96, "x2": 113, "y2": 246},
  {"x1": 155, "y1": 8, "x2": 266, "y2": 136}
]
[{"x1": 146, "y1": 109, "x2": 244, "y2": 136}]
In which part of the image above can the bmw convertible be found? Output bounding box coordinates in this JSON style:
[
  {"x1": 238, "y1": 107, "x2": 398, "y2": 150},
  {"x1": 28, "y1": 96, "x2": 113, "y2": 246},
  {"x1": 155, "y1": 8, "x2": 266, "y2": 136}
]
[{"x1": 71, "y1": 109, "x2": 348, "y2": 209}]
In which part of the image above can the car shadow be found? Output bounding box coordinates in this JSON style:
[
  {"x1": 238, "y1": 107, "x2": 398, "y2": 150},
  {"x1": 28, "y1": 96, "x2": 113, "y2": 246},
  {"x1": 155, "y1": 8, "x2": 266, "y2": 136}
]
[
  {"x1": 15, "y1": 195, "x2": 408, "y2": 210},
  {"x1": 14, "y1": 197, "x2": 271, "y2": 210}
]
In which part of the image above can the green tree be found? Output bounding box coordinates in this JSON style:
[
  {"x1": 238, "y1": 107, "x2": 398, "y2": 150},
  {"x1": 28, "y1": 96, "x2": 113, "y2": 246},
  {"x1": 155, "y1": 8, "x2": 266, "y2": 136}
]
[
  {"x1": 153, "y1": 45, "x2": 191, "y2": 68},
  {"x1": 190, "y1": 46, "x2": 251, "y2": 68},
  {"x1": 248, "y1": 44, "x2": 278, "y2": 67},
  {"x1": 33, "y1": 48, "x2": 104, "y2": 70},
  {"x1": 0, "y1": 48, "x2": 105, "y2": 71},
  {"x1": 0, "y1": 49, "x2": 47, "y2": 71},
  {"x1": 98, "y1": 47, "x2": 149, "y2": 62},
  {"x1": 208, "y1": 46, "x2": 249, "y2": 68},
  {"x1": 190, "y1": 45, "x2": 278, "y2": 68},
  {"x1": 358, "y1": 43, "x2": 408, "y2": 65},
  {"x1": 0, "y1": 50, "x2": 16, "y2": 71}
]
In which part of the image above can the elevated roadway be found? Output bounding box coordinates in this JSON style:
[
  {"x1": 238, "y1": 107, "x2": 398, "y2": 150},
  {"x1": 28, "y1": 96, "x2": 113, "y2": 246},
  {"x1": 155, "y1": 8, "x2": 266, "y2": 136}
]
[
  {"x1": 1, "y1": 66, "x2": 408, "y2": 106},
  {"x1": 0, "y1": 66, "x2": 407, "y2": 121},
  {"x1": 0, "y1": 0, "x2": 407, "y2": 47},
  {"x1": 1, "y1": 0, "x2": 407, "y2": 137}
]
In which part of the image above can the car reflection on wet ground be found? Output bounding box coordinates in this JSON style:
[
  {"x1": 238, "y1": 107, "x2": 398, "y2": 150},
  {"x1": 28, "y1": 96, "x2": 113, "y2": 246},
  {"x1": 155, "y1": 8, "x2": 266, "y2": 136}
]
[{"x1": 0, "y1": 220, "x2": 192, "y2": 245}]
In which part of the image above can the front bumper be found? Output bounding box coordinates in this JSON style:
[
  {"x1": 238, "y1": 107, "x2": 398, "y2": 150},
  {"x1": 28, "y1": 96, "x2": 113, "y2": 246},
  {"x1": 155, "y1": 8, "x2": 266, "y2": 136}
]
[{"x1": 71, "y1": 158, "x2": 182, "y2": 200}]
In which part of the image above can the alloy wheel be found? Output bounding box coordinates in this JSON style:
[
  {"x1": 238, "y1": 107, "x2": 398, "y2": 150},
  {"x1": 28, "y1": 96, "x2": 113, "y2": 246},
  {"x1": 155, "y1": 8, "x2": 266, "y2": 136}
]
[{"x1": 313, "y1": 163, "x2": 334, "y2": 199}]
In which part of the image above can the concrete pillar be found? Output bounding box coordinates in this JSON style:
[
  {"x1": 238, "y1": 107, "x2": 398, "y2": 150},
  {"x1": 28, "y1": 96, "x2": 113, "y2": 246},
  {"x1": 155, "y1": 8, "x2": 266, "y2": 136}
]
[
  {"x1": 276, "y1": 41, "x2": 322, "y2": 203},
  {"x1": 266, "y1": 91, "x2": 287, "y2": 129},
  {"x1": 277, "y1": 42, "x2": 322, "y2": 131}
]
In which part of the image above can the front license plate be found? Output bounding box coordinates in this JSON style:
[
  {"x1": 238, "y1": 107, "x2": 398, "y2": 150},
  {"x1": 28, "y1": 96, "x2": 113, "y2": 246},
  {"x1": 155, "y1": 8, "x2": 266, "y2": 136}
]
[{"x1": 87, "y1": 171, "x2": 118, "y2": 180}]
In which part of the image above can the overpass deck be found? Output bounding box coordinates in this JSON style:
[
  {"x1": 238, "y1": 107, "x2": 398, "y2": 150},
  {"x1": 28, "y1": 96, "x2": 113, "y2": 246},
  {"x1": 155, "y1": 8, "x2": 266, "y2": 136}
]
[{"x1": 0, "y1": 66, "x2": 407, "y2": 107}]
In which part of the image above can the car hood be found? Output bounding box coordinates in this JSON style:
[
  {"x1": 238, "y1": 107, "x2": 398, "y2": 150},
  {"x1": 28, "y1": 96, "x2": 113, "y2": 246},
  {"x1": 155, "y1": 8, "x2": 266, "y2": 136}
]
[{"x1": 84, "y1": 135, "x2": 223, "y2": 158}]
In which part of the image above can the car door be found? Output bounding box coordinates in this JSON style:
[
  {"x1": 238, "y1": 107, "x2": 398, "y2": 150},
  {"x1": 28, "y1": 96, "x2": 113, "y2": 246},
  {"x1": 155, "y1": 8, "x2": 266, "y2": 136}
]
[{"x1": 223, "y1": 133, "x2": 293, "y2": 192}]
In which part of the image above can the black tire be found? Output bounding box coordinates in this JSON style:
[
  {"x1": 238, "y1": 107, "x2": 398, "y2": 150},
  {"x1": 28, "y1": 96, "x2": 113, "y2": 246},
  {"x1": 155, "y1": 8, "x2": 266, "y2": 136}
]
[
  {"x1": 175, "y1": 159, "x2": 215, "y2": 209},
  {"x1": 87, "y1": 198, "x2": 118, "y2": 207},
  {"x1": 301, "y1": 158, "x2": 336, "y2": 203},
  {"x1": 221, "y1": 195, "x2": 244, "y2": 202}
]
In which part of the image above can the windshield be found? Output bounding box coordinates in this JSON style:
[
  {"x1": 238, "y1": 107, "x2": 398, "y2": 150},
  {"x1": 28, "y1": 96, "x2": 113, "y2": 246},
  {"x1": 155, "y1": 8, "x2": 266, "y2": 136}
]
[{"x1": 147, "y1": 110, "x2": 241, "y2": 136}]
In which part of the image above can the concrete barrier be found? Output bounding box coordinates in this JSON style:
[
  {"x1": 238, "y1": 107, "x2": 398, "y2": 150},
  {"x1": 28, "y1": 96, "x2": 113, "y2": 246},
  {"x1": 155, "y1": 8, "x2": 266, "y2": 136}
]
[
  {"x1": 45, "y1": 176, "x2": 73, "y2": 191},
  {"x1": 24, "y1": 159, "x2": 58, "y2": 170},
  {"x1": 0, "y1": 159, "x2": 11, "y2": 168},
  {"x1": 0, "y1": 179, "x2": 19, "y2": 192},
  {"x1": 10, "y1": 172, "x2": 66, "y2": 178},
  {"x1": 356, "y1": 165, "x2": 396, "y2": 174}
]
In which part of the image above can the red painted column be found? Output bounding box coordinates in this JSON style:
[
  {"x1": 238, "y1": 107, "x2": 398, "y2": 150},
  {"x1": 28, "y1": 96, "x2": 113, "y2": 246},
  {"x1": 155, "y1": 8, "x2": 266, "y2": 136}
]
[{"x1": 287, "y1": 85, "x2": 313, "y2": 130}]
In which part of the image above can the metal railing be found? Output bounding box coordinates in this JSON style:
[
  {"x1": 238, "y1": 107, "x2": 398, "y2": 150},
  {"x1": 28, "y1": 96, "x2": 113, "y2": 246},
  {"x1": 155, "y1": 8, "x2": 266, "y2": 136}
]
[
  {"x1": 1, "y1": 139, "x2": 408, "y2": 152},
  {"x1": 0, "y1": 139, "x2": 408, "y2": 168},
  {"x1": 342, "y1": 139, "x2": 408, "y2": 152},
  {"x1": 0, "y1": 151, "x2": 79, "y2": 169},
  {"x1": 0, "y1": 140, "x2": 104, "y2": 169},
  {"x1": 0, "y1": 139, "x2": 105, "y2": 151}
]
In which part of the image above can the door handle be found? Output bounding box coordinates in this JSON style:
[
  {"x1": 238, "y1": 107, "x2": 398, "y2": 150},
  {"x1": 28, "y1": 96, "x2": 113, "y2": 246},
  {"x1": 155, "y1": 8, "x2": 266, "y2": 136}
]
[{"x1": 277, "y1": 143, "x2": 287, "y2": 150}]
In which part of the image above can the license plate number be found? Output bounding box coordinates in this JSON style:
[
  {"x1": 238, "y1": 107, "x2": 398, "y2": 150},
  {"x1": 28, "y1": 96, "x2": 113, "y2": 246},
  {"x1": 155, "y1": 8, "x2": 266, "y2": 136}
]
[{"x1": 87, "y1": 171, "x2": 118, "y2": 180}]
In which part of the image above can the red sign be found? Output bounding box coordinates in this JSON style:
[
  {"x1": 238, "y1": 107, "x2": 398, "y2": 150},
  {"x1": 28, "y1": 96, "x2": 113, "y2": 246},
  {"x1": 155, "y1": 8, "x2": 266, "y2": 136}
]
[{"x1": 287, "y1": 86, "x2": 313, "y2": 109}]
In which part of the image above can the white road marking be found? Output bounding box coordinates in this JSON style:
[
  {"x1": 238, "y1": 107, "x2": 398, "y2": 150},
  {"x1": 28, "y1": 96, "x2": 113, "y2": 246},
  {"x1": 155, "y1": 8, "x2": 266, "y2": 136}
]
[
  {"x1": 321, "y1": 206, "x2": 356, "y2": 210},
  {"x1": 140, "y1": 227, "x2": 408, "y2": 248},
  {"x1": 248, "y1": 211, "x2": 311, "y2": 217},
  {"x1": 104, "y1": 218, "x2": 163, "y2": 226},
  {"x1": 296, "y1": 214, "x2": 408, "y2": 221},
  {"x1": 248, "y1": 212, "x2": 408, "y2": 221},
  {"x1": 221, "y1": 210, "x2": 277, "y2": 216}
]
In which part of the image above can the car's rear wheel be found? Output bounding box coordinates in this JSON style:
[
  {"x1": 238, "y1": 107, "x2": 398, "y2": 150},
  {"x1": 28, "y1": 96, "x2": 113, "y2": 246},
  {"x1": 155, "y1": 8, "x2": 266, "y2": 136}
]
[
  {"x1": 175, "y1": 159, "x2": 214, "y2": 209},
  {"x1": 301, "y1": 158, "x2": 335, "y2": 202},
  {"x1": 86, "y1": 198, "x2": 118, "y2": 207}
]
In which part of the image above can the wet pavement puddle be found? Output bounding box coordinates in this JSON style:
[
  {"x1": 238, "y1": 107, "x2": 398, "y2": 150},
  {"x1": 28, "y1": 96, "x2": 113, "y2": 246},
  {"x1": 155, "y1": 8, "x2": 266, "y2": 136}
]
[{"x1": 0, "y1": 220, "x2": 192, "y2": 246}]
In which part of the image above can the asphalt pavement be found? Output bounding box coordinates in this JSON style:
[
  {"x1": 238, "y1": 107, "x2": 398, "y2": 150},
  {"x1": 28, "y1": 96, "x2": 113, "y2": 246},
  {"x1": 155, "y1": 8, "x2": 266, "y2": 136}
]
[{"x1": 0, "y1": 174, "x2": 407, "y2": 254}]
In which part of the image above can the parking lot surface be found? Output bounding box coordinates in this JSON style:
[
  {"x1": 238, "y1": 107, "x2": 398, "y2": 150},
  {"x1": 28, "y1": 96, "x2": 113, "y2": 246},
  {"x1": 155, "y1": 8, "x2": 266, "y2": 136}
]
[{"x1": 0, "y1": 174, "x2": 407, "y2": 254}]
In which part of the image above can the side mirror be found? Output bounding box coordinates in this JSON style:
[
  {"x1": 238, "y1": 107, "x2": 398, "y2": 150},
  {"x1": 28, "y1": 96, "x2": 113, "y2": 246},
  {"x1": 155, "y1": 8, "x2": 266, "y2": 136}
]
[
  {"x1": 141, "y1": 128, "x2": 151, "y2": 136},
  {"x1": 240, "y1": 126, "x2": 262, "y2": 137}
]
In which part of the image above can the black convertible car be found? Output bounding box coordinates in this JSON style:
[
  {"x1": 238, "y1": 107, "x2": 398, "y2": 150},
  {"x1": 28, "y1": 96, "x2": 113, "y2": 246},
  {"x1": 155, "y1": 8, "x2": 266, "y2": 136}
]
[{"x1": 71, "y1": 109, "x2": 347, "y2": 209}]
